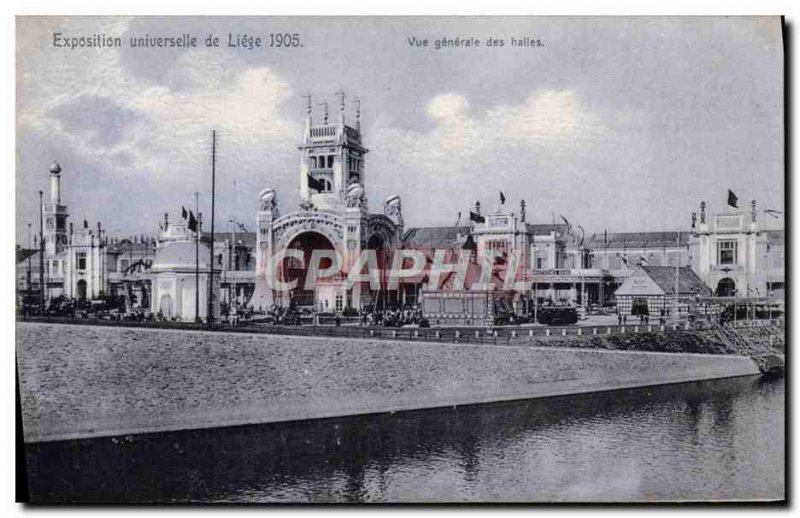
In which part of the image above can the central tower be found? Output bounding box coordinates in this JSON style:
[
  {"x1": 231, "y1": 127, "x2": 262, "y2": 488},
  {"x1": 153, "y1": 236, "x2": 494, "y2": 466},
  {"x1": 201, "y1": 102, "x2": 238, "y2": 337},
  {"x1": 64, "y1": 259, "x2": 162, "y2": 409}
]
[
  {"x1": 298, "y1": 91, "x2": 368, "y2": 213},
  {"x1": 253, "y1": 91, "x2": 402, "y2": 312}
]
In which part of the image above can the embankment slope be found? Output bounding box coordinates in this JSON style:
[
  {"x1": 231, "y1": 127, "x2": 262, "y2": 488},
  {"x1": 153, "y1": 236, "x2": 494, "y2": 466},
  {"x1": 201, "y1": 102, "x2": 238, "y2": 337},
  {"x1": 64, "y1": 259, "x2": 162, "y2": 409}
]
[{"x1": 17, "y1": 322, "x2": 760, "y2": 442}]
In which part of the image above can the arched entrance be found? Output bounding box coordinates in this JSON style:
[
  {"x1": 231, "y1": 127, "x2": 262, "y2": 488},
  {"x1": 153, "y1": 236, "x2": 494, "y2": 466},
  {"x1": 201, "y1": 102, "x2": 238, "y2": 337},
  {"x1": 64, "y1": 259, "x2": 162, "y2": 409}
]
[
  {"x1": 716, "y1": 278, "x2": 736, "y2": 297},
  {"x1": 283, "y1": 231, "x2": 336, "y2": 308},
  {"x1": 76, "y1": 280, "x2": 87, "y2": 302}
]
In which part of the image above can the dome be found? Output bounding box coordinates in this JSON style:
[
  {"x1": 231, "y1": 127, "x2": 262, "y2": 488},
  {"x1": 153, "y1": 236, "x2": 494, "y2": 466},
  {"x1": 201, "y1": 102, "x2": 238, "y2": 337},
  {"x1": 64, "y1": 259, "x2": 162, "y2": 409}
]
[
  {"x1": 347, "y1": 183, "x2": 364, "y2": 197},
  {"x1": 151, "y1": 240, "x2": 213, "y2": 271},
  {"x1": 385, "y1": 194, "x2": 401, "y2": 206},
  {"x1": 49, "y1": 161, "x2": 62, "y2": 174},
  {"x1": 259, "y1": 187, "x2": 276, "y2": 203}
]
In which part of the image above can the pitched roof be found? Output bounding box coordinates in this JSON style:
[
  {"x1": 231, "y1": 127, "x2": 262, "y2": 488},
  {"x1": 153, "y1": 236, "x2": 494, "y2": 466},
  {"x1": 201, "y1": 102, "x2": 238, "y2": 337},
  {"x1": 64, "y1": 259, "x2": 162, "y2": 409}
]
[
  {"x1": 402, "y1": 226, "x2": 471, "y2": 248},
  {"x1": 525, "y1": 223, "x2": 568, "y2": 236},
  {"x1": 202, "y1": 231, "x2": 257, "y2": 249},
  {"x1": 588, "y1": 231, "x2": 689, "y2": 249},
  {"x1": 16, "y1": 248, "x2": 39, "y2": 264},
  {"x1": 641, "y1": 266, "x2": 711, "y2": 296},
  {"x1": 107, "y1": 240, "x2": 155, "y2": 255}
]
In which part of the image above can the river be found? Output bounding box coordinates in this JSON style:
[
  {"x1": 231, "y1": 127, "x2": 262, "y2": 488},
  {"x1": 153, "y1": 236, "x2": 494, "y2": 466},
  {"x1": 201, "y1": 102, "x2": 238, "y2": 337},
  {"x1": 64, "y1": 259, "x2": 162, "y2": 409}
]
[{"x1": 24, "y1": 375, "x2": 783, "y2": 503}]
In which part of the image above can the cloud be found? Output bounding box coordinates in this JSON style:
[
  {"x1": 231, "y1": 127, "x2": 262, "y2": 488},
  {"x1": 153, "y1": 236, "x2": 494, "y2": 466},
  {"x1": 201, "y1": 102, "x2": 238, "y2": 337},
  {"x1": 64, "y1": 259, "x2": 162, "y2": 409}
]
[
  {"x1": 18, "y1": 36, "x2": 302, "y2": 231},
  {"x1": 368, "y1": 90, "x2": 607, "y2": 225},
  {"x1": 49, "y1": 95, "x2": 141, "y2": 147}
]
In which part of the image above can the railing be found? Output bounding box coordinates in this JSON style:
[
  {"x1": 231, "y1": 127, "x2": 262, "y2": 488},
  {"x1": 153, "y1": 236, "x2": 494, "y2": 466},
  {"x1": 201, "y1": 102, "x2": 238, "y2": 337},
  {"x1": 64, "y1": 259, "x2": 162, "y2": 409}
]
[
  {"x1": 309, "y1": 125, "x2": 337, "y2": 138},
  {"x1": 220, "y1": 270, "x2": 257, "y2": 281},
  {"x1": 309, "y1": 168, "x2": 333, "y2": 176},
  {"x1": 19, "y1": 314, "x2": 784, "y2": 351}
]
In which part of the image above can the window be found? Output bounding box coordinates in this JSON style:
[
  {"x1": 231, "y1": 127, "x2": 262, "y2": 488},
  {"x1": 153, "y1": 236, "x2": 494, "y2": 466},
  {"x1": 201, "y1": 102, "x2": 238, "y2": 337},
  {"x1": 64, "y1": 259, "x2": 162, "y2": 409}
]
[
  {"x1": 335, "y1": 293, "x2": 343, "y2": 312},
  {"x1": 327, "y1": 155, "x2": 334, "y2": 168},
  {"x1": 485, "y1": 240, "x2": 508, "y2": 253},
  {"x1": 77, "y1": 252, "x2": 86, "y2": 271},
  {"x1": 120, "y1": 259, "x2": 129, "y2": 272},
  {"x1": 718, "y1": 240, "x2": 737, "y2": 265}
]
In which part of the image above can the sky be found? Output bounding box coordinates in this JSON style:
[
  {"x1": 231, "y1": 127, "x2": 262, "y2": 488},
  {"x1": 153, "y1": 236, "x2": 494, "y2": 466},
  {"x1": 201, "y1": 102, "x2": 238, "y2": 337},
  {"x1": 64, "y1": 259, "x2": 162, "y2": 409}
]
[{"x1": 15, "y1": 16, "x2": 784, "y2": 243}]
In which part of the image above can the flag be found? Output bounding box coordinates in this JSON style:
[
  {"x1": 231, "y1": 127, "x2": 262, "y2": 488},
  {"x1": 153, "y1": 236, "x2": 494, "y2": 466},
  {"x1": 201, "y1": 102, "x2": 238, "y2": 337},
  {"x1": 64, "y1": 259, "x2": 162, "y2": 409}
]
[
  {"x1": 307, "y1": 174, "x2": 325, "y2": 192},
  {"x1": 560, "y1": 215, "x2": 572, "y2": 233},
  {"x1": 182, "y1": 206, "x2": 188, "y2": 219},
  {"x1": 83, "y1": 219, "x2": 88, "y2": 229},
  {"x1": 469, "y1": 210, "x2": 485, "y2": 224},
  {"x1": 691, "y1": 212, "x2": 697, "y2": 228},
  {"x1": 500, "y1": 191, "x2": 506, "y2": 205},
  {"x1": 764, "y1": 209, "x2": 782, "y2": 219},
  {"x1": 727, "y1": 189, "x2": 738, "y2": 208},
  {"x1": 604, "y1": 229, "x2": 608, "y2": 246},
  {"x1": 188, "y1": 211, "x2": 198, "y2": 232},
  {"x1": 461, "y1": 233, "x2": 477, "y2": 250}
]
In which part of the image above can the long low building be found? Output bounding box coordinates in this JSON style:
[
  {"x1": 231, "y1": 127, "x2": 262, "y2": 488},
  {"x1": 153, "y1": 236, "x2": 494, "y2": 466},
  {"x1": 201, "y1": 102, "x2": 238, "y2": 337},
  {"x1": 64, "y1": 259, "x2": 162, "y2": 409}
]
[{"x1": 17, "y1": 98, "x2": 784, "y2": 321}]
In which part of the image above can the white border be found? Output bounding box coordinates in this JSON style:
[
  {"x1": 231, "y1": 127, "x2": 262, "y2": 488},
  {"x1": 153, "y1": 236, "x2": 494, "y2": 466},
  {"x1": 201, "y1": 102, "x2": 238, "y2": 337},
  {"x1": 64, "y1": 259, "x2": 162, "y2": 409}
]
[{"x1": 4, "y1": 2, "x2": 795, "y2": 516}]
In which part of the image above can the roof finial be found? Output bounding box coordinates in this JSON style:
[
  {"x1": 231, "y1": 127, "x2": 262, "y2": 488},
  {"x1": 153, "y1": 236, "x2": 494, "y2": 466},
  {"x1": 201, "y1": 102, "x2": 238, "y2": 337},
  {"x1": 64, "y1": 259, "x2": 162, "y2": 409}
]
[
  {"x1": 336, "y1": 89, "x2": 345, "y2": 111},
  {"x1": 352, "y1": 96, "x2": 361, "y2": 133},
  {"x1": 318, "y1": 101, "x2": 329, "y2": 124},
  {"x1": 336, "y1": 89, "x2": 346, "y2": 126}
]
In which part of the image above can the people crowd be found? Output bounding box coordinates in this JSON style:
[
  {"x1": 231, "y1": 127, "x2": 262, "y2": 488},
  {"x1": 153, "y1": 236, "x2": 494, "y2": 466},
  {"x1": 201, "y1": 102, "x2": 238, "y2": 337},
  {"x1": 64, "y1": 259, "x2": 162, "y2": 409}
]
[{"x1": 360, "y1": 306, "x2": 428, "y2": 327}]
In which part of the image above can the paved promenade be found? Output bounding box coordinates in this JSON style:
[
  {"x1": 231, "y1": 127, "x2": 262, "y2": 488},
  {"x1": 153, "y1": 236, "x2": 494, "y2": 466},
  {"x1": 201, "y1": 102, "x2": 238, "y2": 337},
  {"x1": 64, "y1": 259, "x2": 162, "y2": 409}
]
[{"x1": 17, "y1": 322, "x2": 760, "y2": 443}]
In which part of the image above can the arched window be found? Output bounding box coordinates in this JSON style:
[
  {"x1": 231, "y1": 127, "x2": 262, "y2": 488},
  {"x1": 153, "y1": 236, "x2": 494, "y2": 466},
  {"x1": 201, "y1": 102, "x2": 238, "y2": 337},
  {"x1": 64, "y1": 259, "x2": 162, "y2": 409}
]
[{"x1": 716, "y1": 278, "x2": 736, "y2": 297}]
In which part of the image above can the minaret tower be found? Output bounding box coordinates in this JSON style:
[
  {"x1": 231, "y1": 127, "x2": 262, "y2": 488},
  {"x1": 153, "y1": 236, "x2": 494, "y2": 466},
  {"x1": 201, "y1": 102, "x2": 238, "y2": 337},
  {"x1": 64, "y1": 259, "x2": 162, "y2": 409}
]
[
  {"x1": 43, "y1": 161, "x2": 69, "y2": 256},
  {"x1": 298, "y1": 91, "x2": 368, "y2": 213}
]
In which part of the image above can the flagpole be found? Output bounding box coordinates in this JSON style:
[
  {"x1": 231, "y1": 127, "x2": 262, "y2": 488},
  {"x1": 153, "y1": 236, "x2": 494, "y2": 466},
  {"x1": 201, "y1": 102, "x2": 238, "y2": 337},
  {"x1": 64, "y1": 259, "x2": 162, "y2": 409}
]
[
  {"x1": 39, "y1": 190, "x2": 45, "y2": 315},
  {"x1": 194, "y1": 191, "x2": 200, "y2": 323},
  {"x1": 673, "y1": 229, "x2": 680, "y2": 326},
  {"x1": 207, "y1": 130, "x2": 216, "y2": 327}
]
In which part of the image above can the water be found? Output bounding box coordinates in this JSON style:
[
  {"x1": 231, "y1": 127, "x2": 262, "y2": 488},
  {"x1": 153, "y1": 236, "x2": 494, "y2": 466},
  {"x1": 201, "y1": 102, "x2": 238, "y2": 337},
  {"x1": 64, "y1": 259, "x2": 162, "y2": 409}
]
[{"x1": 24, "y1": 376, "x2": 784, "y2": 503}]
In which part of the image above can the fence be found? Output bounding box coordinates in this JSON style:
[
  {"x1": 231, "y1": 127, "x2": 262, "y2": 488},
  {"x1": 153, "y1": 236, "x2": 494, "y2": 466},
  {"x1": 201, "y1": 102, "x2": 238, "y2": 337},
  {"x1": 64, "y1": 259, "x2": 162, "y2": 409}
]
[{"x1": 19, "y1": 314, "x2": 784, "y2": 347}]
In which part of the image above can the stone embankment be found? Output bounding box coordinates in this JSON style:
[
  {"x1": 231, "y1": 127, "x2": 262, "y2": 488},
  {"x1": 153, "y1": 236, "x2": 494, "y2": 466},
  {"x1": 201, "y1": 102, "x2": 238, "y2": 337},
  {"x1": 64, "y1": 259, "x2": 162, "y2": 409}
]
[{"x1": 17, "y1": 322, "x2": 764, "y2": 443}]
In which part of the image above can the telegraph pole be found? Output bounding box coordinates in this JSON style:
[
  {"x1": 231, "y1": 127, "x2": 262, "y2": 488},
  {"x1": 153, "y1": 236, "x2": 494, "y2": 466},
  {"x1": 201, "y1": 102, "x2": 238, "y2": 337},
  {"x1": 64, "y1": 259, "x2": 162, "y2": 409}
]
[
  {"x1": 194, "y1": 191, "x2": 200, "y2": 323},
  {"x1": 673, "y1": 229, "x2": 680, "y2": 326},
  {"x1": 207, "y1": 130, "x2": 217, "y2": 327},
  {"x1": 38, "y1": 191, "x2": 45, "y2": 315},
  {"x1": 27, "y1": 223, "x2": 32, "y2": 299}
]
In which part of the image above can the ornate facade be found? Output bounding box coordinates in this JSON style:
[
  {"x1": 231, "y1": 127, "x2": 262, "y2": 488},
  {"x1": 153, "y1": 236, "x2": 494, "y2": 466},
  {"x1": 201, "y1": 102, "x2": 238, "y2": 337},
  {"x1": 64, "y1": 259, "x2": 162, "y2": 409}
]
[
  {"x1": 251, "y1": 94, "x2": 404, "y2": 311},
  {"x1": 17, "y1": 98, "x2": 784, "y2": 321}
]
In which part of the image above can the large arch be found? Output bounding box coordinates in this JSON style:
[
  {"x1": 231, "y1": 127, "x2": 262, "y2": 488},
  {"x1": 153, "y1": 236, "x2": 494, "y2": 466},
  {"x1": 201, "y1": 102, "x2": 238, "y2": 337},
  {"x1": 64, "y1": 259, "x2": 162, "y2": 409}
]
[
  {"x1": 273, "y1": 212, "x2": 345, "y2": 253},
  {"x1": 283, "y1": 231, "x2": 337, "y2": 308},
  {"x1": 716, "y1": 278, "x2": 736, "y2": 297}
]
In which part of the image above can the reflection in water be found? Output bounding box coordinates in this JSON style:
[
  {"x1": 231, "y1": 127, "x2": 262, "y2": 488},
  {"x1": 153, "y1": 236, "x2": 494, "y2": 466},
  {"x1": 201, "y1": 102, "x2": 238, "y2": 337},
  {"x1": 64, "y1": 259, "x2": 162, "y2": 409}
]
[{"x1": 25, "y1": 376, "x2": 784, "y2": 503}]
